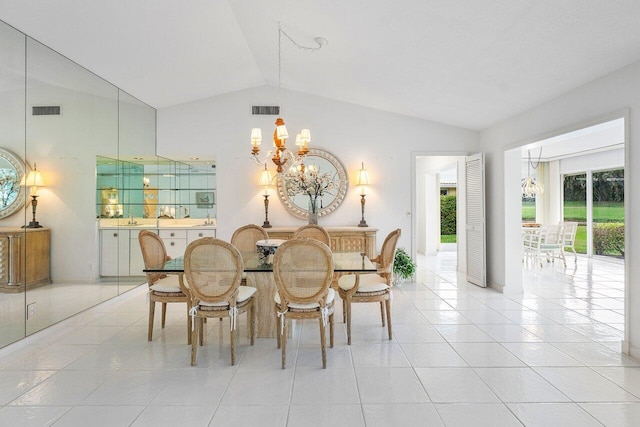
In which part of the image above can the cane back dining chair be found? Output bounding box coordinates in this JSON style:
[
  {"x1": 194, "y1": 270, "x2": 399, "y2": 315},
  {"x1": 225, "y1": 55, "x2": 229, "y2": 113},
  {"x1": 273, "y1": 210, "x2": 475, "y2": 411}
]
[
  {"x1": 139, "y1": 230, "x2": 191, "y2": 343},
  {"x1": 183, "y1": 238, "x2": 256, "y2": 366},
  {"x1": 231, "y1": 224, "x2": 269, "y2": 253},
  {"x1": 337, "y1": 228, "x2": 401, "y2": 345},
  {"x1": 273, "y1": 238, "x2": 335, "y2": 369},
  {"x1": 292, "y1": 224, "x2": 331, "y2": 247}
]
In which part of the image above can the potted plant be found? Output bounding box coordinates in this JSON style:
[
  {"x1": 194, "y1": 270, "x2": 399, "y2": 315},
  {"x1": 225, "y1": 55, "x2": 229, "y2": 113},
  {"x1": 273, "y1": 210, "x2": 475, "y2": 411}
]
[{"x1": 393, "y1": 247, "x2": 416, "y2": 285}]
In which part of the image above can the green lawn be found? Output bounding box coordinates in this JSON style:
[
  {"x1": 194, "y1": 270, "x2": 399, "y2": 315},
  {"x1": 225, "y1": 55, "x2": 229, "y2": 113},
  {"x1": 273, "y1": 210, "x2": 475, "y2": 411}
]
[
  {"x1": 522, "y1": 201, "x2": 624, "y2": 223},
  {"x1": 522, "y1": 202, "x2": 623, "y2": 256},
  {"x1": 441, "y1": 235, "x2": 457, "y2": 243}
]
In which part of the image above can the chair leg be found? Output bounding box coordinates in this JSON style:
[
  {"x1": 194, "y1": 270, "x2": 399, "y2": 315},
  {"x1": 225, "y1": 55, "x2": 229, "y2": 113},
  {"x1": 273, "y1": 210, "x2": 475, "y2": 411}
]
[
  {"x1": 329, "y1": 312, "x2": 334, "y2": 348},
  {"x1": 275, "y1": 306, "x2": 281, "y2": 349},
  {"x1": 346, "y1": 298, "x2": 352, "y2": 345},
  {"x1": 230, "y1": 315, "x2": 236, "y2": 366},
  {"x1": 161, "y1": 303, "x2": 167, "y2": 328},
  {"x1": 199, "y1": 317, "x2": 204, "y2": 346},
  {"x1": 319, "y1": 316, "x2": 327, "y2": 369},
  {"x1": 281, "y1": 316, "x2": 288, "y2": 369},
  {"x1": 380, "y1": 301, "x2": 386, "y2": 327},
  {"x1": 186, "y1": 304, "x2": 192, "y2": 345},
  {"x1": 190, "y1": 317, "x2": 198, "y2": 366},
  {"x1": 385, "y1": 298, "x2": 392, "y2": 340},
  {"x1": 342, "y1": 298, "x2": 346, "y2": 323},
  {"x1": 148, "y1": 301, "x2": 155, "y2": 341},
  {"x1": 249, "y1": 302, "x2": 255, "y2": 346}
]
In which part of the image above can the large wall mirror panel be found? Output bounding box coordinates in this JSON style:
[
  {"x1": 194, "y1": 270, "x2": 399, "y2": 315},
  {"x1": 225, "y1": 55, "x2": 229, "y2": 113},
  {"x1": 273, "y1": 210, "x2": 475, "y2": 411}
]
[
  {"x1": 0, "y1": 18, "x2": 158, "y2": 347},
  {"x1": 0, "y1": 20, "x2": 26, "y2": 348},
  {"x1": 25, "y1": 36, "x2": 120, "y2": 335}
]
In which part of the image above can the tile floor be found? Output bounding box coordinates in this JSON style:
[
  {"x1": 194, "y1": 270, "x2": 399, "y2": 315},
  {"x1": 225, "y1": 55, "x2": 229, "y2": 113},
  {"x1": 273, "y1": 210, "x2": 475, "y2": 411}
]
[{"x1": 0, "y1": 252, "x2": 636, "y2": 426}]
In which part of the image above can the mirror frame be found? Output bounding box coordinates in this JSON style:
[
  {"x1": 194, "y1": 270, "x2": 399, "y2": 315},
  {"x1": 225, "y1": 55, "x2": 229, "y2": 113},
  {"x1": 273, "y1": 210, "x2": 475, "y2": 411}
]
[
  {"x1": 276, "y1": 148, "x2": 348, "y2": 219},
  {"x1": 0, "y1": 148, "x2": 26, "y2": 219}
]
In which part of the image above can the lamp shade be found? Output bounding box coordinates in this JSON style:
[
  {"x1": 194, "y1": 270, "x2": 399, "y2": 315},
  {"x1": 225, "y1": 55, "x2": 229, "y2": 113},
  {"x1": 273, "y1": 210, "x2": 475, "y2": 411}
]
[
  {"x1": 23, "y1": 170, "x2": 45, "y2": 187},
  {"x1": 258, "y1": 167, "x2": 273, "y2": 187},
  {"x1": 251, "y1": 128, "x2": 262, "y2": 145},
  {"x1": 299, "y1": 128, "x2": 311, "y2": 143},
  {"x1": 356, "y1": 162, "x2": 370, "y2": 186}
]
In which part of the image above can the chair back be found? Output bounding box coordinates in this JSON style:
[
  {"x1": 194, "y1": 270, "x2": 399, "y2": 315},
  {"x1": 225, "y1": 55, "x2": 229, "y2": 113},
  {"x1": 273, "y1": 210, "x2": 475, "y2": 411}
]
[
  {"x1": 292, "y1": 224, "x2": 331, "y2": 247},
  {"x1": 541, "y1": 224, "x2": 563, "y2": 245},
  {"x1": 139, "y1": 230, "x2": 169, "y2": 285},
  {"x1": 231, "y1": 224, "x2": 269, "y2": 253},
  {"x1": 379, "y1": 228, "x2": 402, "y2": 272},
  {"x1": 184, "y1": 238, "x2": 244, "y2": 305},
  {"x1": 562, "y1": 222, "x2": 578, "y2": 244},
  {"x1": 273, "y1": 238, "x2": 334, "y2": 306}
]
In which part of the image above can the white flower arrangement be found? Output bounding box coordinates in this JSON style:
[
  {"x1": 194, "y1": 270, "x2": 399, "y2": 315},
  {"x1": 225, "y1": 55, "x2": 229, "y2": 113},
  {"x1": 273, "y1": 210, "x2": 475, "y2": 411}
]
[{"x1": 283, "y1": 163, "x2": 340, "y2": 213}]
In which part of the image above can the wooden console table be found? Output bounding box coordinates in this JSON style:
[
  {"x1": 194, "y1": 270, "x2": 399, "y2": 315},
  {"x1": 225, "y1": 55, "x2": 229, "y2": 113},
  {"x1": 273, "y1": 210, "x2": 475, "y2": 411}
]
[
  {"x1": 0, "y1": 227, "x2": 51, "y2": 292},
  {"x1": 265, "y1": 226, "x2": 378, "y2": 259}
]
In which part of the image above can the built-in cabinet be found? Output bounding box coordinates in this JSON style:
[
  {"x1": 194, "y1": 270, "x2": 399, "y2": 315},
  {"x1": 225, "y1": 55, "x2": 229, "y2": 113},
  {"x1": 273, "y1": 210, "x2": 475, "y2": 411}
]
[
  {"x1": 266, "y1": 227, "x2": 378, "y2": 259},
  {"x1": 0, "y1": 228, "x2": 51, "y2": 292},
  {"x1": 99, "y1": 226, "x2": 216, "y2": 276}
]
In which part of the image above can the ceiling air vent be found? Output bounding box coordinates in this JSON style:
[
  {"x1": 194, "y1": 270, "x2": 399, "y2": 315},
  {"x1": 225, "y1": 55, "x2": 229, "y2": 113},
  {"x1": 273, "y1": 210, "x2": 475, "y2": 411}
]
[
  {"x1": 32, "y1": 105, "x2": 61, "y2": 116},
  {"x1": 252, "y1": 105, "x2": 279, "y2": 115}
]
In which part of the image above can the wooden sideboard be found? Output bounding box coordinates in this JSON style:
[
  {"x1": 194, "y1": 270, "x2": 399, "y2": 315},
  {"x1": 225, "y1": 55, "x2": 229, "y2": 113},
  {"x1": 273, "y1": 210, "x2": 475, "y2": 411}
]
[
  {"x1": 0, "y1": 227, "x2": 51, "y2": 292},
  {"x1": 266, "y1": 226, "x2": 378, "y2": 259}
]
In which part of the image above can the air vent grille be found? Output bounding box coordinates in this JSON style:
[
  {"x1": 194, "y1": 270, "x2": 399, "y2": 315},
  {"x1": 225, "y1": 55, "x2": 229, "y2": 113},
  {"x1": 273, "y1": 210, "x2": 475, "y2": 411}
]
[
  {"x1": 32, "y1": 106, "x2": 61, "y2": 116},
  {"x1": 252, "y1": 105, "x2": 280, "y2": 115}
]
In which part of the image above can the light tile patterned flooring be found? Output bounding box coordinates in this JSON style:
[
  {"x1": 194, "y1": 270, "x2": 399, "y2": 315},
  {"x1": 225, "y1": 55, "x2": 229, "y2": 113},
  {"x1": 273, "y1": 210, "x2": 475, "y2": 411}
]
[{"x1": 0, "y1": 252, "x2": 635, "y2": 426}]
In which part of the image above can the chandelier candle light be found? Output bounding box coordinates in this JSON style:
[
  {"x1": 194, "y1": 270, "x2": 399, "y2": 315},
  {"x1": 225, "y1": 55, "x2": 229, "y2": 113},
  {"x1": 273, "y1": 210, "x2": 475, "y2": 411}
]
[{"x1": 250, "y1": 24, "x2": 327, "y2": 173}]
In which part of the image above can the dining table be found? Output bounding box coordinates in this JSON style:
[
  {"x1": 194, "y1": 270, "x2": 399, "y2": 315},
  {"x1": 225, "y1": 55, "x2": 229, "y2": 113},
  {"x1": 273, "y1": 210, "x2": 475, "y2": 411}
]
[{"x1": 144, "y1": 250, "x2": 377, "y2": 338}]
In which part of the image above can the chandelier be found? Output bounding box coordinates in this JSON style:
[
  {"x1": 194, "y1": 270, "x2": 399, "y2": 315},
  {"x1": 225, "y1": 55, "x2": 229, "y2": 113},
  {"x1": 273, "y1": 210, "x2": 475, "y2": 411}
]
[
  {"x1": 522, "y1": 148, "x2": 544, "y2": 198},
  {"x1": 250, "y1": 24, "x2": 327, "y2": 173}
]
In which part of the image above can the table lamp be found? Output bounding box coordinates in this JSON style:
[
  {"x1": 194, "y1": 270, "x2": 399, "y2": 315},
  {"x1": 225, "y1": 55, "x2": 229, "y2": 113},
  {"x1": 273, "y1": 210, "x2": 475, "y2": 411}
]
[
  {"x1": 357, "y1": 162, "x2": 370, "y2": 227},
  {"x1": 22, "y1": 164, "x2": 45, "y2": 228},
  {"x1": 259, "y1": 164, "x2": 273, "y2": 228}
]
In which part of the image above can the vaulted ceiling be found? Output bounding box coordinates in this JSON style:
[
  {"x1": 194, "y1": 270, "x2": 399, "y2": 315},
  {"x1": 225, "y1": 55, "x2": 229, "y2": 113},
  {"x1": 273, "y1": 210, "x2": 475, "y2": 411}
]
[{"x1": 2, "y1": 0, "x2": 640, "y2": 130}]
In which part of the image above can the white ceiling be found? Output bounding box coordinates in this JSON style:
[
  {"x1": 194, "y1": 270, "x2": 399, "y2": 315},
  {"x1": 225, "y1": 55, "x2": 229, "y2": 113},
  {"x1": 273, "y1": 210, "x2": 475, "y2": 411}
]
[{"x1": 2, "y1": 0, "x2": 640, "y2": 130}]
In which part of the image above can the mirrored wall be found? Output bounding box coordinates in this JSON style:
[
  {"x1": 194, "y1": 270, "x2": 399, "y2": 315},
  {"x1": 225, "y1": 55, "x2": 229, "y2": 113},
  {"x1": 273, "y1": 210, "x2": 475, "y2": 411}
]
[{"x1": 0, "y1": 19, "x2": 157, "y2": 347}]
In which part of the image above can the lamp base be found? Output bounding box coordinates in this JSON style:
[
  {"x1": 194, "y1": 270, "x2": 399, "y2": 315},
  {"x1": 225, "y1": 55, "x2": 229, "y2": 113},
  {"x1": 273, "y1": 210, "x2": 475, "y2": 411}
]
[
  {"x1": 262, "y1": 221, "x2": 272, "y2": 228},
  {"x1": 22, "y1": 221, "x2": 43, "y2": 229},
  {"x1": 357, "y1": 220, "x2": 368, "y2": 227}
]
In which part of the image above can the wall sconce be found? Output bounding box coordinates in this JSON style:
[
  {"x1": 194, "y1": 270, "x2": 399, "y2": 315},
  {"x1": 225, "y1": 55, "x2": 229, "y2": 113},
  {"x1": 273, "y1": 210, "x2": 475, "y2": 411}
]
[
  {"x1": 21, "y1": 164, "x2": 45, "y2": 228},
  {"x1": 258, "y1": 164, "x2": 274, "y2": 228},
  {"x1": 356, "y1": 162, "x2": 370, "y2": 227}
]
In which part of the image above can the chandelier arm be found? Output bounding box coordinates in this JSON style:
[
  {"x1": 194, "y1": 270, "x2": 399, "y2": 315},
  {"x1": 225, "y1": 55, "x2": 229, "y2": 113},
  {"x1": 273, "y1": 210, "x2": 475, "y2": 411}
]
[{"x1": 251, "y1": 151, "x2": 274, "y2": 167}]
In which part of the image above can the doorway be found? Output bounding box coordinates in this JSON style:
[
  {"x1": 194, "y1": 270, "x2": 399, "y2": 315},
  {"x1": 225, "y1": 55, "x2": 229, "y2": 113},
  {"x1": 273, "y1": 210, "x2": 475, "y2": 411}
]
[
  {"x1": 414, "y1": 155, "x2": 467, "y2": 273},
  {"x1": 505, "y1": 116, "x2": 626, "y2": 333}
]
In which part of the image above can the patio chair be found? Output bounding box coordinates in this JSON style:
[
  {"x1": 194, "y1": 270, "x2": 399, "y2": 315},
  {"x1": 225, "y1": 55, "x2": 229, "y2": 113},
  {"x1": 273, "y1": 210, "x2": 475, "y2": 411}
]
[{"x1": 561, "y1": 221, "x2": 579, "y2": 263}]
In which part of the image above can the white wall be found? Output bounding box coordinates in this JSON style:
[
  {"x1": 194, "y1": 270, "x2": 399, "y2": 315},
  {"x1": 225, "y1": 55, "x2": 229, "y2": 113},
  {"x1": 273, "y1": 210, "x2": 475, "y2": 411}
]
[
  {"x1": 157, "y1": 86, "x2": 479, "y2": 254},
  {"x1": 480, "y1": 59, "x2": 639, "y2": 355}
]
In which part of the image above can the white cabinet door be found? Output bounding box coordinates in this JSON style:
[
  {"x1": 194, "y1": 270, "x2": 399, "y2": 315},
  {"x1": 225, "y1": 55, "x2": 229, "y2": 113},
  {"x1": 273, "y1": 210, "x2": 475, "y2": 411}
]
[
  {"x1": 159, "y1": 229, "x2": 187, "y2": 259},
  {"x1": 129, "y1": 229, "x2": 148, "y2": 276},
  {"x1": 187, "y1": 228, "x2": 216, "y2": 244},
  {"x1": 100, "y1": 229, "x2": 129, "y2": 276}
]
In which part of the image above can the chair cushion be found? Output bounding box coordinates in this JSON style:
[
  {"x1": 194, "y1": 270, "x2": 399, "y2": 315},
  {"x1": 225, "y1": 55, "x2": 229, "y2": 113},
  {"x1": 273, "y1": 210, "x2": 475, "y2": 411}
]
[
  {"x1": 338, "y1": 274, "x2": 389, "y2": 293},
  {"x1": 149, "y1": 275, "x2": 181, "y2": 293},
  {"x1": 199, "y1": 286, "x2": 257, "y2": 307},
  {"x1": 274, "y1": 288, "x2": 335, "y2": 310}
]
